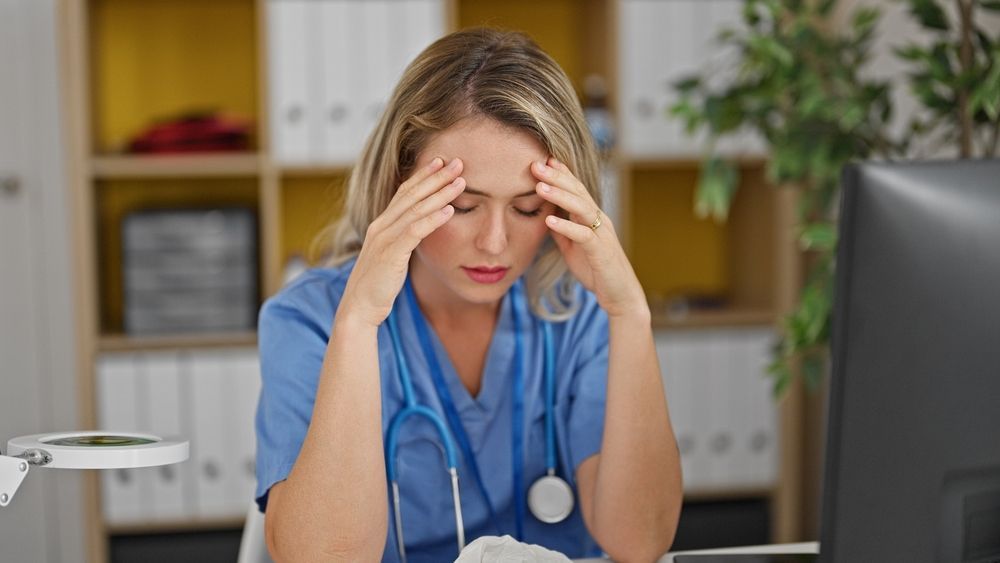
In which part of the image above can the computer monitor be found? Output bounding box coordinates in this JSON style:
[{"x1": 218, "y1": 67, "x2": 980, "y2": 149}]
[{"x1": 821, "y1": 160, "x2": 1000, "y2": 562}]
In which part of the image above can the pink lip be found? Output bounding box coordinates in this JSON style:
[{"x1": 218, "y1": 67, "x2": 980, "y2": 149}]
[{"x1": 462, "y1": 266, "x2": 509, "y2": 284}]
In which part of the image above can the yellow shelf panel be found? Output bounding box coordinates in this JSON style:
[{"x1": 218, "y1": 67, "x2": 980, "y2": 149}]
[
  {"x1": 629, "y1": 166, "x2": 730, "y2": 300},
  {"x1": 280, "y1": 174, "x2": 348, "y2": 268},
  {"x1": 628, "y1": 162, "x2": 777, "y2": 312},
  {"x1": 89, "y1": 0, "x2": 258, "y2": 153},
  {"x1": 92, "y1": 153, "x2": 261, "y2": 179},
  {"x1": 457, "y1": 0, "x2": 596, "y2": 93}
]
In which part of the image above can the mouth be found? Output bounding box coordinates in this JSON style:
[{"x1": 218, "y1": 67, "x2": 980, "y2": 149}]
[{"x1": 462, "y1": 266, "x2": 510, "y2": 284}]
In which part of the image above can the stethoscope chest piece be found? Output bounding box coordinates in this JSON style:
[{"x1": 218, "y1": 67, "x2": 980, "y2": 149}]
[{"x1": 527, "y1": 474, "x2": 574, "y2": 524}]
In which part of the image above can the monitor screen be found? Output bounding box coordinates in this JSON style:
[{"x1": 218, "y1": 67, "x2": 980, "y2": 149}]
[{"x1": 822, "y1": 160, "x2": 1000, "y2": 563}]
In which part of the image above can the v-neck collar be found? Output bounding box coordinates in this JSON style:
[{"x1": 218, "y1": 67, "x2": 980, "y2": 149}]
[{"x1": 406, "y1": 278, "x2": 520, "y2": 417}]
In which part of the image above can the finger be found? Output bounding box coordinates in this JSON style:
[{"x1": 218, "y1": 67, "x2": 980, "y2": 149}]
[
  {"x1": 397, "y1": 203, "x2": 456, "y2": 250},
  {"x1": 384, "y1": 157, "x2": 464, "y2": 222},
  {"x1": 398, "y1": 156, "x2": 445, "y2": 194},
  {"x1": 536, "y1": 180, "x2": 599, "y2": 226},
  {"x1": 531, "y1": 159, "x2": 591, "y2": 201},
  {"x1": 380, "y1": 175, "x2": 465, "y2": 239},
  {"x1": 545, "y1": 214, "x2": 600, "y2": 245},
  {"x1": 403, "y1": 176, "x2": 466, "y2": 225}
]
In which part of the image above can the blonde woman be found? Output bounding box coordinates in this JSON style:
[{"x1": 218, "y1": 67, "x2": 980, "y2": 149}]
[{"x1": 256, "y1": 28, "x2": 681, "y2": 562}]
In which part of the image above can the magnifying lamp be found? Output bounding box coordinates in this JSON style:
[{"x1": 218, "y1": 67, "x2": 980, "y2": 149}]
[{"x1": 0, "y1": 431, "x2": 189, "y2": 507}]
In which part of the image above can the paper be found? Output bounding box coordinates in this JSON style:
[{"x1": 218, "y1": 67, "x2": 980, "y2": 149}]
[{"x1": 454, "y1": 535, "x2": 572, "y2": 563}]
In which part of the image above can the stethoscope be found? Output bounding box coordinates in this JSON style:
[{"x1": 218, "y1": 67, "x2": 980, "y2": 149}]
[{"x1": 383, "y1": 277, "x2": 574, "y2": 562}]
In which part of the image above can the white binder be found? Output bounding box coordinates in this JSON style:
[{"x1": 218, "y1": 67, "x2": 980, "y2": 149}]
[
  {"x1": 703, "y1": 329, "x2": 743, "y2": 488},
  {"x1": 399, "y1": 0, "x2": 444, "y2": 71},
  {"x1": 319, "y1": 0, "x2": 363, "y2": 164},
  {"x1": 187, "y1": 350, "x2": 233, "y2": 518},
  {"x1": 96, "y1": 353, "x2": 145, "y2": 524},
  {"x1": 268, "y1": 0, "x2": 314, "y2": 164},
  {"x1": 139, "y1": 350, "x2": 188, "y2": 521},
  {"x1": 677, "y1": 331, "x2": 711, "y2": 492},
  {"x1": 619, "y1": 0, "x2": 761, "y2": 158},
  {"x1": 656, "y1": 331, "x2": 696, "y2": 492},
  {"x1": 743, "y1": 328, "x2": 779, "y2": 487},
  {"x1": 228, "y1": 348, "x2": 262, "y2": 512},
  {"x1": 358, "y1": 1, "x2": 394, "y2": 142}
]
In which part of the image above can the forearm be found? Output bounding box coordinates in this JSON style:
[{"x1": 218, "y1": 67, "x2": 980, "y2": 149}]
[
  {"x1": 267, "y1": 312, "x2": 387, "y2": 561},
  {"x1": 591, "y1": 308, "x2": 682, "y2": 561}
]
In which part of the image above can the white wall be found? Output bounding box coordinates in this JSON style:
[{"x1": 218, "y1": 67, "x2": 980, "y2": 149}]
[{"x1": 0, "y1": 0, "x2": 86, "y2": 560}]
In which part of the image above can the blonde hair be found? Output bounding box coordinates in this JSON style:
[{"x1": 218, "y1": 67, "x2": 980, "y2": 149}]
[{"x1": 317, "y1": 27, "x2": 601, "y2": 320}]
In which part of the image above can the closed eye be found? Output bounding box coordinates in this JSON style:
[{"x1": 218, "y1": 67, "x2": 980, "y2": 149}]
[{"x1": 452, "y1": 205, "x2": 544, "y2": 218}]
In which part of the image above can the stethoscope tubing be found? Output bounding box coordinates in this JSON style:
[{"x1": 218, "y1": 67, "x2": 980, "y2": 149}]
[
  {"x1": 384, "y1": 278, "x2": 563, "y2": 560},
  {"x1": 384, "y1": 310, "x2": 464, "y2": 561}
]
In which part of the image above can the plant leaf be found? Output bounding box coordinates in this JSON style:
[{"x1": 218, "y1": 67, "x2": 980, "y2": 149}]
[
  {"x1": 906, "y1": 0, "x2": 950, "y2": 31},
  {"x1": 695, "y1": 157, "x2": 739, "y2": 222},
  {"x1": 800, "y1": 222, "x2": 838, "y2": 251}
]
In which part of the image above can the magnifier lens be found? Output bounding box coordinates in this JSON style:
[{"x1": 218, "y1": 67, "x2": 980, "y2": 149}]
[{"x1": 42, "y1": 435, "x2": 158, "y2": 447}]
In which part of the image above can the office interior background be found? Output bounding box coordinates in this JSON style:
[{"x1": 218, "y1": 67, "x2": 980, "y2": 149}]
[{"x1": 1, "y1": 0, "x2": 997, "y2": 561}]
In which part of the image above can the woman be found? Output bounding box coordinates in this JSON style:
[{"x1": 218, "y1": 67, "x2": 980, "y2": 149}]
[{"x1": 256, "y1": 28, "x2": 682, "y2": 562}]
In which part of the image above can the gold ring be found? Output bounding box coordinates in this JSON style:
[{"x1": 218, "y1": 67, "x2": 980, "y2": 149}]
[{"x1": 589, "y1": 211, "x2": 602, "y2": 231}]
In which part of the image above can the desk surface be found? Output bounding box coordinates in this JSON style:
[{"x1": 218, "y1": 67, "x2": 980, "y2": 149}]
[{"x1": 572, "y1": 542, "x2": 820, "y2": 563}]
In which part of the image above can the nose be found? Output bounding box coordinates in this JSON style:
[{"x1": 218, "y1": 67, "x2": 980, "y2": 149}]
[{"x1": 474, "y1": 209, "x2": 508, "y2": 256}]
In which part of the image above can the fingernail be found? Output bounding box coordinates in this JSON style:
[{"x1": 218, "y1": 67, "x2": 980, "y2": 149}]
[
  {"x1": 539, "y1": 182, "x2": 552, "y2": 193},
  {"x1": 546, "y1": 215, "x2": 559, "y2": 225},
  {"x1": 536, "y1": 161, "x2": 549, "y2": 175},
  {"x1": 429, "y1": 157, "x2": 443, "y2": 169},
  {"x1": 448, "y1": 158, "x2": 461, "y2": 171}
]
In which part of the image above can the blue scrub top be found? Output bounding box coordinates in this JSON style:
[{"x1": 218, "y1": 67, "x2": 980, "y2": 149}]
[{"x1": 255, "y1": 257, "x2": 610, "y2": 561}]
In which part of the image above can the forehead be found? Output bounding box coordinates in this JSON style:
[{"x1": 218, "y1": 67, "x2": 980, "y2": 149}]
[{"x1": 417, "y1": 117, "x2": 546, "y2": 197}]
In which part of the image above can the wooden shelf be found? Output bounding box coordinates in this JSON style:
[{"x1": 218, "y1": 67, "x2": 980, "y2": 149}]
[
  {"x1": 97, "y1": 331, "x2": 257, "y2": 353},
  {"x1": 278, "y1": 163, "x2": 353, "y2": 177},
  {"x1": 92, "y1": 153, "x2": 261, "y2": 179},
  {"x1": 684, "y1": 486, "x2": 776, "y2": 503},
  {"x1": 64, "y1": 1, "x2": 806, "y2": 558},
  {"x1": 622, "y1": 154, "x2": 769, "y2": 169},
  {"x1": 651, "y1": 308, "x2": 776, "y2": 330},
  {"x1": 107, "y1": 517, "x2": 246, "y2": 536}
]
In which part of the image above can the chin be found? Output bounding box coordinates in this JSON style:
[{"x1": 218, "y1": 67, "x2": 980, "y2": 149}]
[{"x1": 451, "y1": 273, "x2": 519, "y2": 305}]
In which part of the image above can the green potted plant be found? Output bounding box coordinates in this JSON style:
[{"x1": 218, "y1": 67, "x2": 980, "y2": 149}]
[
  {"x1": 895, "y1": 0, "x2": 1000, "y2": 158},
  {"x1": 672, "y1": 0, "x2": 897, "y2": 395},
  {"x1": 672, "y1": 0, "x2": 1000, "y2": 396}
]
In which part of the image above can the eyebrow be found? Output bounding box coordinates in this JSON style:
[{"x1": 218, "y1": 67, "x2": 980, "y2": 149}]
[{"x1": 464, "y1": 187, "x2": 538, "y2": 199}]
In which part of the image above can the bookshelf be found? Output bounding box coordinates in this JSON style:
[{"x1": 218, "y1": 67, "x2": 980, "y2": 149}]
[{"x1": 63, "y1": 0, "x2": 805, "y2": 560}]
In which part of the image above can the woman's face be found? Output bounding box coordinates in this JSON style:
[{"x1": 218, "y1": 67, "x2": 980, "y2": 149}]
[{"x1": 409, "y1": 116, "x2": 557, "y2": 309}]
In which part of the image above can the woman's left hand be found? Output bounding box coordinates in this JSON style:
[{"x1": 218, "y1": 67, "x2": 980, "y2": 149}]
[{"x1": 531, "y1": 157, "x2": 648, "y2": 319}]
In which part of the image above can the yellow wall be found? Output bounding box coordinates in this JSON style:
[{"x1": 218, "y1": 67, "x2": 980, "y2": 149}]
[
  {"x1": 629, "y1": 166, "x2": 730, "y2": 301},
  {"x1": 89, "y1": 0, "x2": 258, "y2": 153},
  {"x1": 458, "y1": 0, "x2": 588, "y2": 93},
  {"x1": 280, "y1": 175, "x2": 348, "y2": 266}
]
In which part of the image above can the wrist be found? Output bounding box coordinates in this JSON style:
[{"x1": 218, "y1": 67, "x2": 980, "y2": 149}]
[
  {"x1": 606, "y1": 298, "x2": 652, "y2": 325},
  {"x1": 333, "y1": 303, "x2": 384, "y2": 333}
]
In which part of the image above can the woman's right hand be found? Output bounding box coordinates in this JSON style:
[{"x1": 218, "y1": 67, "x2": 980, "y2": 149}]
[{"x1": 338, "y1": 157, "x2": 465, "y2": 328}]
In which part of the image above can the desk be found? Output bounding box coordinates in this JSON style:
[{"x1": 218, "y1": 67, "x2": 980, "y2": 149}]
[
  {"x1": 572, "y1": 543, "x2": 820, "y2": 563},
  {"x1": 659, "y1": 542, "x2": 820, "y2": 562}
]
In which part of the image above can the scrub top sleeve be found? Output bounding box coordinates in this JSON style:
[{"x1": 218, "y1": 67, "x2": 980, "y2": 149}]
[
  {"x1": 566, "y1": 297, "x2": 610, "y2": 475},
  {"x1": 254, "y1": 294, "x2": 331, "y2": 512}
]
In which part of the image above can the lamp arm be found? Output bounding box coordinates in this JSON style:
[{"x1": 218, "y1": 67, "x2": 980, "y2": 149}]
[
  {"x1": 0, "y1": 448, "x2": 52, "y2": 507},
  {"x1": 0, "y1": 454, "x2": 30, "y2": 507}
]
